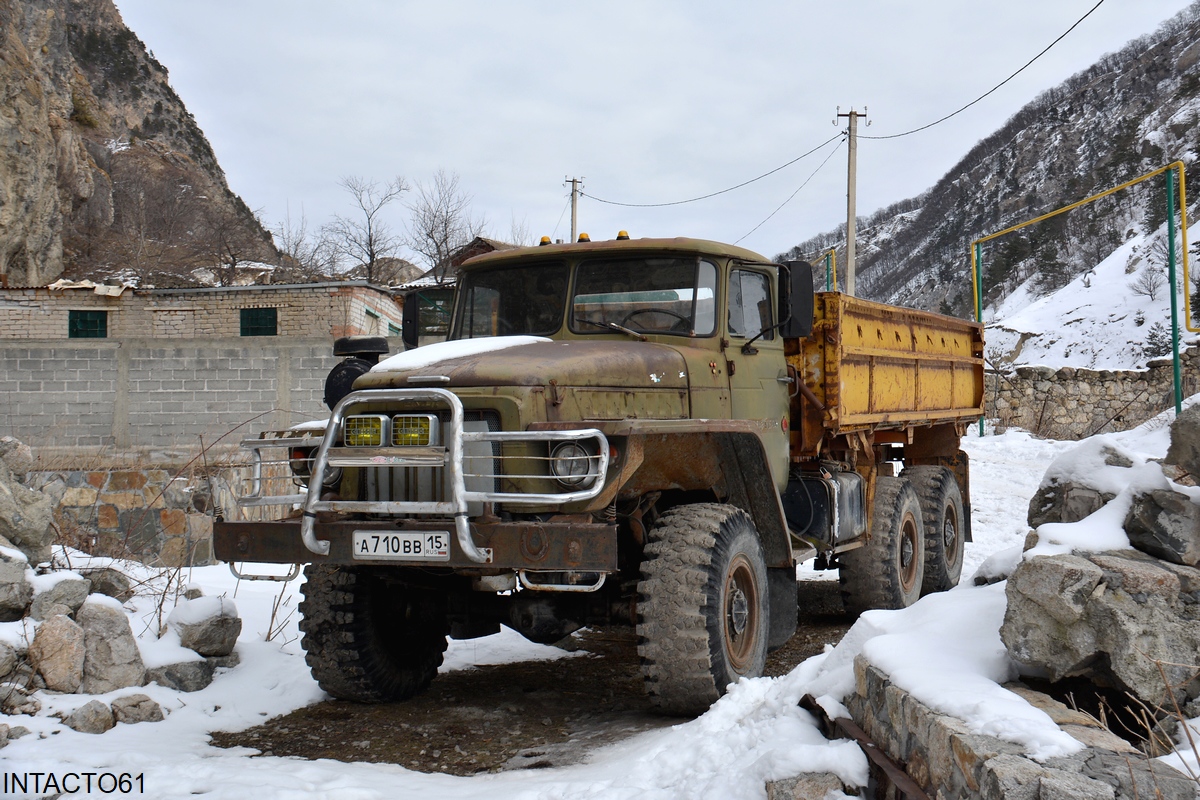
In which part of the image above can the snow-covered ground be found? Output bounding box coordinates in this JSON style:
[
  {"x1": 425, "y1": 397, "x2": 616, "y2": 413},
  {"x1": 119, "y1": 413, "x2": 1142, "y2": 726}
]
[
  {"x1": 3, "y1": 423, "x2": 1198, "y2": 799},
  {"x1": 985, "y1": 220, "x2": 1200, "y2": 371}
]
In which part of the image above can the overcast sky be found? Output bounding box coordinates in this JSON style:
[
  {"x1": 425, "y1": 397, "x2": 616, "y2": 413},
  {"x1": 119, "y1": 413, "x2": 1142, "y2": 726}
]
[{"x1": 113, "y1": 0, "x2": 1195, "y2": 264}]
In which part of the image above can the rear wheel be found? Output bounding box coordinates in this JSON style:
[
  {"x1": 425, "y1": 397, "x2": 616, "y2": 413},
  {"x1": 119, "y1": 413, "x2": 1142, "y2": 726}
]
[
  {"x1": 902, "y1": 466, "x2": 965, "y2": 594},
  {"x1": 637, "y1": 504, "x2": 769, "y2": 715},
  {"x1": 839, "y1": 477, "x2": 925, "y2": 616},
  {"x1": 298, "y1": 565, "x2": 449, "y2": 703}
]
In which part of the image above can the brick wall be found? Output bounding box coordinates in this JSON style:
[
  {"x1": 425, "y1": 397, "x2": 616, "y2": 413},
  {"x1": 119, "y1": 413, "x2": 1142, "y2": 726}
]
[{"x1": 0, "y1": 282, "x2": 402, "y2": 340}]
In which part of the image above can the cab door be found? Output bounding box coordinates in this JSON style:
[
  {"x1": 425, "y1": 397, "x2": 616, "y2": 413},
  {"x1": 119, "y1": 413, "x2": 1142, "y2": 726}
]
[{"x1": 727, "y1": 267, "x2": 791, "y2": 489}]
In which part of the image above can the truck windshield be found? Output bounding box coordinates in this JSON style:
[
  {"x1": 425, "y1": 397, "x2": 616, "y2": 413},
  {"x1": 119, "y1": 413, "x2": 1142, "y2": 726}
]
[
  {"x1": 571, "y1": 257, "x2": 717, "y2": 336},
  {"x1": 455, "y1": 263, "x2": 569, "y2": 338}
]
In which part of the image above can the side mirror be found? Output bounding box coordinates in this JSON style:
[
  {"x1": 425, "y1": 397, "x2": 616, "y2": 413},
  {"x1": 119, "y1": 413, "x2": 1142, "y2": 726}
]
[
  {"x1": 401, "y1": 290, "x2": 421, "y2": 350},
  {"x1": 779, "y1": 261, "x2": 814, "y2": 339}
]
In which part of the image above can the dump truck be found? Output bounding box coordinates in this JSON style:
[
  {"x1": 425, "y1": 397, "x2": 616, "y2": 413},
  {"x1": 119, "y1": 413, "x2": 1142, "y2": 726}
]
[{"x1": 215, "y1": 235, "x2": 984, "y2": 714}]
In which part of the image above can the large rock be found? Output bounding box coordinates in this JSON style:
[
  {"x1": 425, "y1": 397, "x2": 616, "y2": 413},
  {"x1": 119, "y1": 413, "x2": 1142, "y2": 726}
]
[
  {"x1": 1001, "y1": 550, "x2": 1200, "y2": 707},
  {"x1": 63, "y1": 700, "x2": 114, "y2": 734},
  {"x1": 76, "y1": 600, "x2": 146, "y2": 694},
  {"x1": 0, "y1": 438, "x2": 32, "y2": 477},
  {"x1": 1124, "y1": 489, "x2": 1200, "y2": 566},
  {"x1": 147, "y1": 660, "x2": 213, "y2": 693},
  {"x1": 0, "y1": 550, "x2": 32, "y2": 622},
  {"x1": 80, "y1": 568, "x2": 134, "y2": 603},
  {"x1": 28, "y1": 614, "x2": 85, "y2": 693},
  {"x1": 0, "y1": 642, "x2": 17, "y2": 680},
  {"x1": 1165, "y1": 403, "x2": 1200, "y2": 478},
  {"x1": 1027, "y1": 482, "x2": 1115, "y2": 529},
  {"x1": 0, "y1": 464, "x2": 53, "y2": 564},
  {"x1": 111, "y1": 694, "x2": 163, "y2": 724},
  {"x1": 29, "y1": 575, "x2": 92, "y2": 620},
  {"x1": 168, "y1": 596, "x2": 241, "y2": 657}
]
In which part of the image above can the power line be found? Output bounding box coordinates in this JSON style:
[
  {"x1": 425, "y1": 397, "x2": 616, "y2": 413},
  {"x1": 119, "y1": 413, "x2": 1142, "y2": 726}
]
[
  {"x1": 861, "y1": 0, "x2": 1106, "y2": 140},
  {"x1": 735, "y1": 140, "x2": 845, "y2": 244},
  {"x1": 581, "y1": 133, "x2": 845, "y2": 208}
]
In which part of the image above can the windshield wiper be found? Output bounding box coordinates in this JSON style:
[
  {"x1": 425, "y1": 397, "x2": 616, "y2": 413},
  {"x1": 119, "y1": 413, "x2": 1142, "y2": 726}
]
[{"x1": 577, "y1": 318, "x2": 647, "y2": 342}]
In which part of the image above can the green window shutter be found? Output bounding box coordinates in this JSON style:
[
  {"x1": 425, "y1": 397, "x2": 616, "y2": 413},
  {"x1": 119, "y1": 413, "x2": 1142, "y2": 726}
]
[
  {"x1": 68, "y1": 310, "x2": 108, "y2": 338},
  {"x1": 240, "y1": 307, "x2": 278, "y2": 336}
]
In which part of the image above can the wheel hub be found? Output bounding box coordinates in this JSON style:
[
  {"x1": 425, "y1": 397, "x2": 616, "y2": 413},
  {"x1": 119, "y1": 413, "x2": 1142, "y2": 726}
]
[{"x1": 728, "y1": 587, "x2": 749, "y2": 635}]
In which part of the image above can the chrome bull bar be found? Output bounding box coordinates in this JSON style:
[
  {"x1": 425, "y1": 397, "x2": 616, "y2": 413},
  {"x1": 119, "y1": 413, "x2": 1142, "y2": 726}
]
[{"x1": 299, "y1": 388, "x2": 609, "y2": 563}]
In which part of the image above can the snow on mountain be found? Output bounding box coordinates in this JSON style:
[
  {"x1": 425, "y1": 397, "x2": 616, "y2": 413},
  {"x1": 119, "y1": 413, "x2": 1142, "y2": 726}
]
[{"x1": 986, "y1": 219, "x2": 1200, "y2": 370}]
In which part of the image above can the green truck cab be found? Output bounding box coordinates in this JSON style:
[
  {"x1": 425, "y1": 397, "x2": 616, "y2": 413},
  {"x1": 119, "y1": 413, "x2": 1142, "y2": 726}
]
[{"x1": 216, "y1": 235, "x2": 984, "y2": 714}]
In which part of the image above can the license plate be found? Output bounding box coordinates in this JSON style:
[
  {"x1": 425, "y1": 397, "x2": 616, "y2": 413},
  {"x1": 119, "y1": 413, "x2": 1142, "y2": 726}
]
[{"x1": 352, "y1": 531, "x2": 450, "y2": 561}]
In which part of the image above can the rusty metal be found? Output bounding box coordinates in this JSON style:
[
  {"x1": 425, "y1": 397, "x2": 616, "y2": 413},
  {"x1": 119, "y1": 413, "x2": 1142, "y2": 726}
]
[
  {"x1": 215, "y1": 519, "x2": 618, "y2": 572},
  {"x1": 799, "y1": 694, "x2": 931, "y2": 800}
]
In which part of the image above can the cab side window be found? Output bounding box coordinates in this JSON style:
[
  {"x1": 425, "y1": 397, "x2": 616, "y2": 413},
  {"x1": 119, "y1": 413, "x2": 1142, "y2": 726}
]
[{"x1": 728, "y1": 270, "x2": 773, "y2": 339}]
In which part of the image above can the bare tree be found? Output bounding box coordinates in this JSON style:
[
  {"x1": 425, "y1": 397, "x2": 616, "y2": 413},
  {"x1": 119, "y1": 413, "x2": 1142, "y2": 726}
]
[
  {"x1": 191, "y1": 199, "x2": 274, "y2": 287},
  {"x1": 1131, "y1": 263, "x2": 1166, "y2": 300},
  {"x1": 405, "y1": 170, "x2": 486, "y2": 284},
  {"x1": 324, "y1": 176, "x2": 408, "y2": 283},
  {"x1": 273, "y1": 205, "x2": 338, "y2": 282}
]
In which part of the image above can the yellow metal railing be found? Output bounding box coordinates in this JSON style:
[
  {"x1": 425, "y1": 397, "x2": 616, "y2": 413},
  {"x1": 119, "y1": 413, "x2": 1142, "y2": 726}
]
[
  {"x1": 970, "y1": 161, "x2": 1191, "y2": 328},
  {"x1": 970, "y1": 160, "x2": 1192, "y2": 418}
]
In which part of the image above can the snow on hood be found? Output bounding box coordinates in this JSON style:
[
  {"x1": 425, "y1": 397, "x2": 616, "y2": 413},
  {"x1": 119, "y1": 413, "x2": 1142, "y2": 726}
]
[{"x1": 371, "y1": 336, "x2": 551, "y2": 373}]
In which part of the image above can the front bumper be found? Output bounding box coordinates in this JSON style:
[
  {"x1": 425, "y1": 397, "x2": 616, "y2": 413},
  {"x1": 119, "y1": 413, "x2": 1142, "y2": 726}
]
[{"x1": 214, "y1": 518, "x2": 617, "y2": 571}]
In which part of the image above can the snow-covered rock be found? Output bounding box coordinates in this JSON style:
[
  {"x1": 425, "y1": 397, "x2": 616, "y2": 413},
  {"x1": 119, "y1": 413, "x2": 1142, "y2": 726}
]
[
  {"x1": 77, "y1": 599, "x2": 146, "y2": 693},
  {"x1": 168, "y1": 596, "x2": 241, "y2": 657},
  {"x1": 28, "y1": 614, "x2": 85, "y2": 693}
]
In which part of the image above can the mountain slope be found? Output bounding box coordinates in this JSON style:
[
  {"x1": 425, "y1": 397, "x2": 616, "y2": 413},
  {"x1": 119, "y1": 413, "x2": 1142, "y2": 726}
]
[
  {"x1": 0, "y1": 0, "x2": 274, "y2": 287},
  {"x1": 781, "y1": 2, "x2": 1200, "y2": 328}
]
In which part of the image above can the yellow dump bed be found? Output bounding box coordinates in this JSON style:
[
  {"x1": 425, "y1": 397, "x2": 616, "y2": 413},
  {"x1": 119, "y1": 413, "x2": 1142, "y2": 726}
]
[{"x1": 792, "y1": 293, "x2": 984, "y2": 438}]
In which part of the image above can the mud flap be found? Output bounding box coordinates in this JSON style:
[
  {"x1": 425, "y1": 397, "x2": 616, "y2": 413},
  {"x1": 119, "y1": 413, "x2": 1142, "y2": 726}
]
[{"x1": 767, "y1": 567, "x2": 798, "y2": 650}]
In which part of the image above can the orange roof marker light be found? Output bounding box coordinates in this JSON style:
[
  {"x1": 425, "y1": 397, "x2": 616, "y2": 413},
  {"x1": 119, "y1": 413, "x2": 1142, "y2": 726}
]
[
  {"x1": 616, "y1": 230, "x2": 630, "y2": 240},
  {"x1": 577, "y1": 232, "x2": 591, "y2": 242}
]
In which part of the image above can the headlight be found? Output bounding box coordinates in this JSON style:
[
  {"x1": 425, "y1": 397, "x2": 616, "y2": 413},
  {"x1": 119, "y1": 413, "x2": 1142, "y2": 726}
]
[
  {"x1": 392, "y1": 414, "x2": 439, "y2": 446},
  {"x1": 549, "y1": 441, "x2": 595, "y2": 487},
  {"x1": 344, "y1": 415, "x2": 386, "y2": 446}
]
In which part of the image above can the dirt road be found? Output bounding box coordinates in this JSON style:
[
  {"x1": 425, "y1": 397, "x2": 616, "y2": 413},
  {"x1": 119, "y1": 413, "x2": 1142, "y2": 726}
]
[{"x1": 212, "y1": 578, "x2": 852, "y2": 775}]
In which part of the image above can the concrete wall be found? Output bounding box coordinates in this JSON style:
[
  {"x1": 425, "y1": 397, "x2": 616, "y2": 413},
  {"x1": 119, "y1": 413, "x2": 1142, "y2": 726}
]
[{"x1": 0, "y1": 337, "x2": 359, "y2": 451}]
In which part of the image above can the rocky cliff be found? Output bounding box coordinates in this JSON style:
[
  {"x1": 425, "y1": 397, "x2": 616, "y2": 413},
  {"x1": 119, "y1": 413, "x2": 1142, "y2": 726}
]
[{"x1": 0, "y1": 0, "x2": 273, "y2": 287}]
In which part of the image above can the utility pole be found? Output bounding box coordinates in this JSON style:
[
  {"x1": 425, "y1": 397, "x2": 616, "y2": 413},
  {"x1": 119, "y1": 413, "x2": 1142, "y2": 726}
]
[
  {"x1": 837, "y1": 108, "x2": 866, "y2": 296},
  {"x1": 566, "y1": 177, "x2": 584, "y2": 243}
]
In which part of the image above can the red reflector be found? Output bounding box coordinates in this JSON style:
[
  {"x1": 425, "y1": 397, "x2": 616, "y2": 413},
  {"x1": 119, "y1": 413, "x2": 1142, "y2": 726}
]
[{"x1": 781, "y1": 417, "x2": 789, "y2": 432}]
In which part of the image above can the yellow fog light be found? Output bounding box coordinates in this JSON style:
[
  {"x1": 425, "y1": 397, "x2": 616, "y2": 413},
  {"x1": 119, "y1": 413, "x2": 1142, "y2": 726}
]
[
  {"x1": 344, "y1": 415, "x2": 386, "y2": 446},
  {"x1": 392, "y1": 414, "x2": 438, "y2": 446}
]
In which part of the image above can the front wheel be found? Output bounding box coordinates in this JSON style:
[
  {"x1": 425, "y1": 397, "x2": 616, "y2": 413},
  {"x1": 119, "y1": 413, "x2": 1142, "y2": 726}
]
[
  {"x1": 298, "y1": 565, "x2": 449, "y2": 703},
  {"x1": 839, "y1": 477, "x2": 925, "y2": 616},
  {"x1": 637, "y1": 504, "x2": 770, "y2": 715}
]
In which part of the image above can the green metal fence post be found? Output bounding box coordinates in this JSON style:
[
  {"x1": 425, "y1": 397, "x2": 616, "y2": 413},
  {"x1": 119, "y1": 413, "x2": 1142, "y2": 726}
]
[
  {"x1": 825, "y1": 253, "x2": 832, "y2": 292},
  {"x1": 976, "y1": 242, "x2": 985, "y2": 436},
  {"x1": 1167, "y1": 167, "x2": 1183, "y2": 415}
]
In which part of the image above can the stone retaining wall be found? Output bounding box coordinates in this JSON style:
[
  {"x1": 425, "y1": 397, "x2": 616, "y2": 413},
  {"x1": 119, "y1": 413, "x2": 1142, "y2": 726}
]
[
  {"x1": 986, "y1": 346, "x2": 1200, "y2": 440},
  {"x1": 842, "y1": 655, "x2": 1194, "y2": 799},
  {"x1": 25, "y1": 461, "x2": 266, "y2": 568}
]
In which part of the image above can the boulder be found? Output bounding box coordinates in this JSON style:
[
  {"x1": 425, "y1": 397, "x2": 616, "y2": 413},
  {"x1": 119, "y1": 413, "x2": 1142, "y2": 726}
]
[
  {"x1": 1124, "y1": 489, "x2": 1200, "y2": 566},
  {"x1": 1165, "y1": 403, "x2": 1200, "y2": 478},
  {"x1": 0, "y1": 438, "x2": 32, "y2": 477},
  {"x1": 79, "y1": 568, "x2": 134, "y2": 603},
  {"x1": 0, "y1": 550, "x2": 31, "y2": 622},
  {"x1": 0, "y1": 683, "x2": 41, "y2": 716},
  {"x1": 76, "y1": 600, "x2": 146, "y2": 694},
  {"x1": 1027, "y1": 481, "x2": 1115, "y2": 529},
  {"x1": 0, "y1": 463, "x2": 53, "y2": 564},
  {"x1": 110, "y1": 693, "x2": 163, "y2": 724},
  {"x1": 29, "y1": 575, "x2": 92, "y2": 620},
  {"x1": 1001, "y1": 550, "x2": 1200, "y2": 707},
  {"x1": 63, "y1": 699, "x2": 114, "y2": 734},
  {"x1": 28, "y1": 614, "x2": 85, "y2": 693},
  {"x1": 0, "y1": 642, "x2": 17, "y2": 680},
  {"x1": 168, "y1": 596, "x2": 241, "y2": 657},
  {"x1": 147, "y1": 659, "x2": 213, "y2": 693}
]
